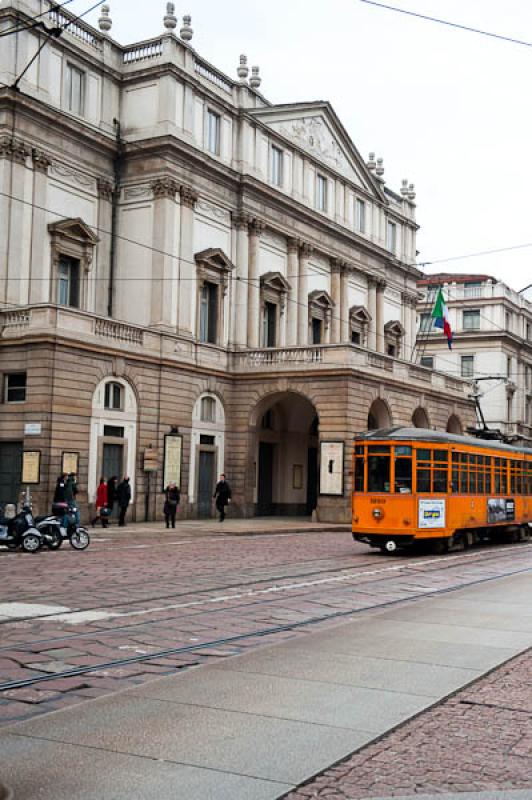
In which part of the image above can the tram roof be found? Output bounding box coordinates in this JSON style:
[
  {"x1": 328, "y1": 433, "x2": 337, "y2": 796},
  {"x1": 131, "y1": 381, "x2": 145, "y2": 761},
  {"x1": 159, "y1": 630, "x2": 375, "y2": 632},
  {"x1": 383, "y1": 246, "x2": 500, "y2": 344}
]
[{"x1": 356, "y1": 427, "x2": 532, "y2": 456}]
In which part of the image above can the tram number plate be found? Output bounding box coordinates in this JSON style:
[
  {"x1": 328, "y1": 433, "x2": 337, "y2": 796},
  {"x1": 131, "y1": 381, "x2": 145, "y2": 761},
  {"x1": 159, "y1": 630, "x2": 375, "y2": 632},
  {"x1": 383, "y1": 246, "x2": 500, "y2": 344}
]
[{"x1": 418, "y1": 498, "x2": 446, "y2": 529}]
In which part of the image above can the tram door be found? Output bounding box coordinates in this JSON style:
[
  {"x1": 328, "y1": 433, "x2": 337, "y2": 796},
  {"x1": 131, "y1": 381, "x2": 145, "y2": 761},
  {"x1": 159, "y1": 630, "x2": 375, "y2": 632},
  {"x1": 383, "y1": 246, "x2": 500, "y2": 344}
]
[{"x1": 198, "y1": 450, "x2": 215, "y2": 518}]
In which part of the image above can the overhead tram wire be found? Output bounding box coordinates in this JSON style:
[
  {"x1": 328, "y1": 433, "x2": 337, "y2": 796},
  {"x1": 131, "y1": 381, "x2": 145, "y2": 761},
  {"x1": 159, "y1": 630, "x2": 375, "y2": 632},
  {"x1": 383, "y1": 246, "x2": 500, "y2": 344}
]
[
  {"x1": 0, "y1": 0, "x2": 76, "y2": 40},
  {"x1": 0, "y1": 188, "x2": 531, "y2": 374},
  {"x1": 357, "y1": 0, "x2": 532, "y2": 49}
]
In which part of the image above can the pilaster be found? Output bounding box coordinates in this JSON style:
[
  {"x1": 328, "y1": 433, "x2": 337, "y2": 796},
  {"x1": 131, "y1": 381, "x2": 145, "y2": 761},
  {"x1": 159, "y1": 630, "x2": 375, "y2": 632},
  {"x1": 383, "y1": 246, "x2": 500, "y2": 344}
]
[
  {"x1": 177, "y1": 183, "x2": 198, "y2": 337},
  {"x1": 375, "y1": 278, "x2": 387, "y2": 354},
  {"x1": 150, "y1": 176, "x2": 179, "y2": 329},
  {"x1": 286, "y1": 237, "x2": 299, "y2": 346},
  {"x1": 28, "y1": 150, "x2": 52, "y2": 304},
  {"x1": 297, "y1": 241, "x2": 313, "y2": 345},
  {"x1": 330, "y1": 258, "x2": 342, "y2": 343},
  {"x1": 247, "y1": 217, "x2": 264, "y2": 348},
  {"x1": 95, "y1": 177, "x2": 114, "y2": 315},
  {"x1": 233, "y1": 211, "x2": 251, "y2": 347}
]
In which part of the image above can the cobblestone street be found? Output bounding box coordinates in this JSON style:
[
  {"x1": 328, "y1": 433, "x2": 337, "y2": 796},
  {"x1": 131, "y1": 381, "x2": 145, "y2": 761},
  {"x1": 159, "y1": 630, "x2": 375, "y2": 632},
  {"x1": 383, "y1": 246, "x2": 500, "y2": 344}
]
[{"x1": 1, "y1": 523, "x2": 532, "y2": 798}]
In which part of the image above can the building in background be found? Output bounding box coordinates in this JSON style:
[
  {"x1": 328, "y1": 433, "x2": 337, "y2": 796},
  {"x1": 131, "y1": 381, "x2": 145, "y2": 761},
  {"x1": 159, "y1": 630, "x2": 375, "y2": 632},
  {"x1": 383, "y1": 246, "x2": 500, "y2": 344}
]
[
  {"x1": 0, "y1": 0, "x2": 474, "y2": 521},
  {"x1": 417, "y1": 273, "x2": 532, "y2": 442}
]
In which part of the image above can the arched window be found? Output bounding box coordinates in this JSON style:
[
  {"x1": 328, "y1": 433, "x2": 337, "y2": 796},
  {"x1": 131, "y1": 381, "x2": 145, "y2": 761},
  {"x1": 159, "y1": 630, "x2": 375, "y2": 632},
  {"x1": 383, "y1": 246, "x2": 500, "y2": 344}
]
[
  {"x1": 412, "y1": 407, "x2": 430, "y2": 429},
  {"x1": 367, "y1": 399, "x2": 392, "y2": 430},
  {"x1": 104, "y1": 381, "x2": 124, "y2": 411},
  {"x1": 201, "y1": 396, "x2": 216, "y2": 423},
  {"x1": 446, "y1": 414, "x2": 463, "y2": 435}
]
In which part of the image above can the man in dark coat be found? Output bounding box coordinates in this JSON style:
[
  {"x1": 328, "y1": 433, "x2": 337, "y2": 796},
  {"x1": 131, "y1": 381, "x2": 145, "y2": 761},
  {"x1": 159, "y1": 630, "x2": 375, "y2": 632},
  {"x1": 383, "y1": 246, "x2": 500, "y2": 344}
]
[
  {"x1": 213, "y1": 474, "x2": 232, "y2": 522},
  {"x1": 53, "y1": 474, "x2": 67, "y2": 503},
  {"x1": 116, "y1": 477, "x2": 131, "y2": 527},
  {"x1": 107, "y1": 476, "x2": 118, "y2": 516}
]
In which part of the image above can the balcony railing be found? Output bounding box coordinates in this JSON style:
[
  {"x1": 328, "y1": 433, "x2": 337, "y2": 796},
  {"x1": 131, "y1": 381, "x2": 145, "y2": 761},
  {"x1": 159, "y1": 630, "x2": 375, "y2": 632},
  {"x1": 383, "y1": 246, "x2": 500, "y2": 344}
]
[
  {"x1": 194, "y1": 58, "x2": 233, "y2": 94},
  {"x1": 123, "y1": 39, "x2": 164, "y2": 64}
]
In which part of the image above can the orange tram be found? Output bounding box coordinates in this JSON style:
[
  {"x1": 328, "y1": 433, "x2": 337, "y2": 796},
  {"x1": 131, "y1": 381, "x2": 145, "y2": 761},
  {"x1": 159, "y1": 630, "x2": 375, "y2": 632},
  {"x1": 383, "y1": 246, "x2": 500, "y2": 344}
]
[{"x1": 352, "y1": 427, "x2": 532, "y2": 554}]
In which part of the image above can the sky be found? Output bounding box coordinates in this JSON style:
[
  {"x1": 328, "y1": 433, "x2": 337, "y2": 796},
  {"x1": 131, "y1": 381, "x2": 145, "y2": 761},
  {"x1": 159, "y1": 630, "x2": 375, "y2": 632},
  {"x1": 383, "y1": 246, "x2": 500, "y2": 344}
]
[{"x1": 67, "y1": 0, "x2": 532, "y2": 293}]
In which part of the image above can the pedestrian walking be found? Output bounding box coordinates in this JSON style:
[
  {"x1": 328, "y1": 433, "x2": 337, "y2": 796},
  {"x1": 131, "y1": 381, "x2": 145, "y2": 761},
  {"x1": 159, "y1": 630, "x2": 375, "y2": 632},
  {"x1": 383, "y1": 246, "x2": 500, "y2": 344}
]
[
  {"x1": 91, "y1": 477, "x2": 109, "y2": 528},
  {"x1": 53, "y1": 473, "x2": 67, "y2": 503},
  {"x1": 163, "y1": 482, "x2": 180, "y2": 528},
  {"x1": 107, "y1": 476, "x2": 118, "y2": 518},
  {"x1": 64, "y1": 472, "x2": 80, "y2": 524},
  {"x1": 116, "y1": 476, "x2": 131, "y2": 527},
  {"x1": 213, "y1": 473, "x2": 232, "y2": 522}
]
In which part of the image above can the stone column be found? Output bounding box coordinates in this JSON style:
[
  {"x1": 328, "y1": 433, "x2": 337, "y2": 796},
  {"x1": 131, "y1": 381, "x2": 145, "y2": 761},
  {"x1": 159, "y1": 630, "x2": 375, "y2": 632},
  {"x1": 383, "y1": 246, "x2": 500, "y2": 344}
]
[
  {"x1": 286, "y1": 237, "x2": 299, "y2": 346},
  {"x1": 330, "y1": 258, "x2": 342, "y2": 343},
  {"x1": 340, "y1": 263, "x2": 350, "y2": 343},
  {"x1": 247, "y1": 218, "x2": 264, "y2": 348},
  {"x1": 368, "y1": 277, "x2": 377, "y2": 350},
  {"x1": 376, "y1": 279, "x2": 386, "y2": 354},
  {"x1": 177, "y1": 184, "x2": 198, "y2": 337},
  {"x1": 95, "y1": 177, "x2": 113, "y2": 316},
  {"x1": 29, "y1": 150, "x2": 52, "y2": 305},
  {"x1": 150, "y1": 177, "x2": 179, "y2": 329},
  {"x1": 297, "y1": 242, "x2": 313, "y2": 345},
  {"x1": 5, "y1": 138, "x2": 30, "y2": 305},
  {"x1": 233, "y1": 212, "x2": 250, "y2": 348}
]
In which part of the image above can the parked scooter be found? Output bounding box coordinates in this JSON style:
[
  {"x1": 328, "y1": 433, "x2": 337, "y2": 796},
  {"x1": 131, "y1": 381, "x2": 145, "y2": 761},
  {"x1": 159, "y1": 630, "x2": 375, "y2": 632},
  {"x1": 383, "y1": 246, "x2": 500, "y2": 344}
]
[
  {"x1": 46, "y1": 502, "x2": 91, "y2": 550},
  {"x1": 33, "y1": 512, "x2": 65, "y2": 550},
  {"x1": 0, "y1": 505, "x2": 44, "y2": 553}
]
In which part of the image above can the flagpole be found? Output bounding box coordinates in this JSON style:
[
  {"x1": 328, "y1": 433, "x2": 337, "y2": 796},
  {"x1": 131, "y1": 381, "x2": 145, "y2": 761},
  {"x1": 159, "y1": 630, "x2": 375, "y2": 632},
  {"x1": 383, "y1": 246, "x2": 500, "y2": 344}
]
[{"x1": 412, "y1": 283, "x2": 442, "y2": 363}]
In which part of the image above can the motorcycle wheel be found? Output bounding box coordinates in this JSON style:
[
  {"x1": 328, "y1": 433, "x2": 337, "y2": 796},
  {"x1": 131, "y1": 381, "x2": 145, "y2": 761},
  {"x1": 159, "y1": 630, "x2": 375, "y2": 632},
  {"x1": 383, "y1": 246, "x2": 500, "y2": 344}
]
[
  {"x1": 44, "y1": 528, "x2": 63, "y2": 550},
  {"x1": 70, "y1": 528, "x2": 90, "y2": 550},
  {"x1": 21, "y1": 533, "x2": 42, "y2": 553}
]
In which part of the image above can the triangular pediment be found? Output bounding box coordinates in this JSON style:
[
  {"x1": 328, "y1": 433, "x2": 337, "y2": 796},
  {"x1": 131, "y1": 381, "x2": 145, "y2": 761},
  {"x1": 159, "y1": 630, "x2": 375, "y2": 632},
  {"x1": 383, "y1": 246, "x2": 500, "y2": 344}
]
[
  {"x1": 261, "y1": 271, "x2": 291, "y2": 293},
  {"x1": 309, "y1": 289, "x2": 334, "y2": 309},
  {"x1": 48, "y1": 217, "x2": 99, "y2": 244},
  {"x1": 247, "y1": 102, "x2": 385, "y2": 201},
  {"x1": 384, "y1": 319, "x2": 405, "y2": 337},
  {"x1": 350, "y1": 305, "x2": 371, "y2": 324},
  {"x1": 195, "y1": 248, "x2": 234, "y2": 272}
]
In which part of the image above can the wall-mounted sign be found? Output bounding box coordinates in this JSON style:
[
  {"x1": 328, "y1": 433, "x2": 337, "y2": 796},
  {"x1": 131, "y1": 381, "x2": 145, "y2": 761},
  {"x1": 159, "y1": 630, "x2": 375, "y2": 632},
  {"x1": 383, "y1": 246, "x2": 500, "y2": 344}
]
[
  {"x1": 62, "y1": 452, "x2": 79, "y2": 475},
  {"x1": 24, "y1": 423, "x2": 42, "y2": 436},
  {"x1": 319, "y1": 441, "x2": 344, "y2": 496},
  {"x1": 418, "y1": 498, "x2": 446, "y2": 529},
  {"x1": 162, "y1": 435, "x2": 182, "y2": 490},
  {"x1": 143, "y1": 448, "x2": 159, "y2": 473},
  {"x1": 22, "y1": 451, "x2": 41, "y2": 485}
]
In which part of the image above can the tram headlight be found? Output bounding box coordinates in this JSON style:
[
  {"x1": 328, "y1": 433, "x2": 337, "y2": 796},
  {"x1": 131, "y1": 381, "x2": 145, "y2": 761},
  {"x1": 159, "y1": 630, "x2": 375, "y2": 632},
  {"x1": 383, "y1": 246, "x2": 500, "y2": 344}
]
[{"x1": 372, "y1": 507, "x2": 384, "y2": 520}]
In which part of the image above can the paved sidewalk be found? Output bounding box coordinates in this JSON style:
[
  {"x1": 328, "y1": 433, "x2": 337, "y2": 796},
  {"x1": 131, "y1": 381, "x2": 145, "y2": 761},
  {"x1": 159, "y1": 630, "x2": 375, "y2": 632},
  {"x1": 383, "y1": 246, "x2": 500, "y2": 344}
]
[{"x1": 1, "y1": 572, "x2": 532, "y2": 799}]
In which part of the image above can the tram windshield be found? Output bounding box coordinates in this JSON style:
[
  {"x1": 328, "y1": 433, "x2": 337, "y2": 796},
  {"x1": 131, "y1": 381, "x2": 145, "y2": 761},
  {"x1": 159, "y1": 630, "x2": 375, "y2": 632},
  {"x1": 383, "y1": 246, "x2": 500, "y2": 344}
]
[{"x1": 367, "y1": 446, "x2": 390, "y2": 493}]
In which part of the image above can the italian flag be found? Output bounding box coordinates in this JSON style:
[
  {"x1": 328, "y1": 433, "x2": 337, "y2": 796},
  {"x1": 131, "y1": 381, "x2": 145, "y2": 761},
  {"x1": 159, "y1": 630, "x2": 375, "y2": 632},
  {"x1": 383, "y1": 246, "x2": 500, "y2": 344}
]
[{"x1": 431, "y1": 289, "x2": 453, "y2": 349}]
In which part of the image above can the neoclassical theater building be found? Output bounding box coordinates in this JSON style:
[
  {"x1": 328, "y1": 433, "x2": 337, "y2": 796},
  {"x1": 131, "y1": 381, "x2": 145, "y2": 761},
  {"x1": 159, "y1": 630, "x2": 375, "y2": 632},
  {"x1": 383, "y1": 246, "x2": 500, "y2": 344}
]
[{"x1": 0, "y1": 1, "x2": 474, "y2": 521}]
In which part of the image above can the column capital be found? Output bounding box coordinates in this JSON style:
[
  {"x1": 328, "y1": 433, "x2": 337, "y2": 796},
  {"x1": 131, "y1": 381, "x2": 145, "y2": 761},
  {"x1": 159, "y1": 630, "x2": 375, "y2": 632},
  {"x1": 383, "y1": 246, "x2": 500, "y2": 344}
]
[
  {"x1": 180, "y1": 184, "x2": 199, "y2": 207},
  {"x1": 299, "y1": 241, "x2": 313, "y2": 258},
  {"x1": 287, "y1": 237, "x2": 300, "y2": 254},
  {"x1": 248, "y1": 217, "x2": 265, "y2": 237},
  {"x1": 32, "y1": 148, "x2": 52, "y2": 174},
  {"x1": 233, "y1": 211, "x2": 252, "y2": 230},
  {"x1": 0, "y1": 136, "x2": 30, "y2": 164},
  {"x1": 369, "y1": 277, "x2": 387, "y2": 291},
  {"x1": 152, "y1": 176, "x2": 179, "y2": 199},
  {"x1": 331, "y1": 257, "x2": 350, "y2": 274},
  {"x1": 401, "y1": 290, "x2": 418, "y2": 307},
  {"x1": 97, "y1": 177, "x2": 114, "y2": 200}
]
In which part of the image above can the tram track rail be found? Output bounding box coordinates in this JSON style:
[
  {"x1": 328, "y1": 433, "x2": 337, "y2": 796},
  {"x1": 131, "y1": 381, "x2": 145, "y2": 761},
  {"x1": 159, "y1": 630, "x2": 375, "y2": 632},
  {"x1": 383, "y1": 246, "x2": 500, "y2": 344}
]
[
  {"x1": 0, "y1": 542, "x2": 528, "y2": 638},
  {"x1": 1, "y1": 557, "x2": 531, "y2": 695}
]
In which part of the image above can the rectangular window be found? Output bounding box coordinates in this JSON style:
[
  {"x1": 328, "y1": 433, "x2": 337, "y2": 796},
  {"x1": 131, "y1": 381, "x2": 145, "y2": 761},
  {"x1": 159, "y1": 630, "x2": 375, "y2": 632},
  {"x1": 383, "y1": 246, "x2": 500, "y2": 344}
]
[
  {"x1": 57, "y1": 257, "x2": 80, "y2": 308},
  {"x1": 461, "y1": 355, "x2": 474, "y2": 378},
  {"x1": 387, "y1": 343, "x2": 396, "y2": 357},
  {"x1": 351, "y1": 330, "x2": 361, "y2": 345},
  {"x1": 386, "y1": 221, "x2": 397, "y2": 253},
  {"x1": 199, "y1": 282, "x2": 218, "y2": 344},
  {"x1": 355, "y1": 198, "x2": 366, "y2": 233},
  {"x1": 262, "y1": 302, "x2": 277, "y2": 348},
  {"x1": 415, "y1": 448, "x2": 448, "y2": 493},
  {"x1": 419, "y1": 313, "x2": 433, "y2": 333},
  {"x1": 207, "y1": 110, "x2": 221, "y2": 155},
  {"x1": 103, "y1": 425, "x2": 124, "y2": 438},
  {"x1": 311, "y1": 317, "x2": 322, "y2": 344},
  {"x1": 270, "y1": 145, "x2": 283, "y2": 187},
  {"x1": 463, "y1": 309, "x2": 480, "y2": 331},
  {"x1": 316, "y1": 175, "x2": 328, "y2": 212},
  {"x1": 426, "y1": 285, "x2": 438, "y2": 303},
  {"x1": 420, "y1": 356, "x2": 434, "y2": 369},
  {"x1": 367, "y1": 447, "x2": 391, "y2": 493},
  {"x1": 66, "y1": 64, "x2": 85, "y2": 116},
  {"x1": 394, "y1": 448, "x2": 412, "y2": 493},
  {"x1": 4, "y1": 372, "x2": 27, "y2": 403},
  {"x1": 507, "y1": 356, "x2": 512, "y2": 377}
]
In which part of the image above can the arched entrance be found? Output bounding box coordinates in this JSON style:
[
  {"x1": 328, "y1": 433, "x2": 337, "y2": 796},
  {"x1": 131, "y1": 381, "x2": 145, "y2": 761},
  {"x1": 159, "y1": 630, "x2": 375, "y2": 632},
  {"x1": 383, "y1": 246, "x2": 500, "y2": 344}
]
[
  {"x1": 412, "y1": 407, "x2": 430, "y2": 428},
  {"x1": 368, "y1": 398, "x2": 392, "y2": 430},
  {"x1": 251, "y1": 392, "x2": 319, "y2": 517}
]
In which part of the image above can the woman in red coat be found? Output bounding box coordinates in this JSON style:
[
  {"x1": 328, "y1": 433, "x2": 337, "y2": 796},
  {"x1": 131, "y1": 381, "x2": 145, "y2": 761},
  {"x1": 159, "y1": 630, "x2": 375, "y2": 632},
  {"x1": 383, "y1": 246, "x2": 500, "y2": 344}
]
[{"x1": 91, "y1": 477, "x2": 109, "y2": 527}]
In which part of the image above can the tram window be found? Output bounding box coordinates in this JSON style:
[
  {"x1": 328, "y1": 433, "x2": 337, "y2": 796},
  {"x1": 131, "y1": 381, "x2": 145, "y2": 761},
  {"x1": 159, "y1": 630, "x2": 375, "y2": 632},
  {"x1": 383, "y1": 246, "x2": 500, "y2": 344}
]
[
  {"x1": 396, "y1": 446, "x2": 412, "y2": 457},
  {"x1": 434, "y1": 450, "x2": 448, "y2": 463},
  {"x1": 433, "y1": 469, "x2": 448, "y2": 493},
  {"x1": 367, "y1": 455, "x2": 390, "y2": 492},
  {"x1": 394, "y1": 457, "x2": 412, "y2": 493},
  {"x1": 355, "y1": 445, "x2": 364, "y2": 455},
  {"x1": 417, "y1": 449, "x2": 431, "y2": 462},
  {"x1": 368, "y1": 445, "x2": 390, "y2": 454},
  {"x1": 417, "y1": 469, "x2": 431, "y2": 493},
  {"x1": 354, "y1": 456, "x2": 364, "y2": 492}
]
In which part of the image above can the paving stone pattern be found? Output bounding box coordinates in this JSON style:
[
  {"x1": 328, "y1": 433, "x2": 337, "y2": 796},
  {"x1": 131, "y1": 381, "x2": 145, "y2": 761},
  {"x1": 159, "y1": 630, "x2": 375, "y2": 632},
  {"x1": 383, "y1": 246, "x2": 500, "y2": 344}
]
[
  {"x1": 1, "y1": 529, "x2": 532, "y2": 730},
  {"x1": 283, "y1": 648, "x2": 532, "y2": 799}
]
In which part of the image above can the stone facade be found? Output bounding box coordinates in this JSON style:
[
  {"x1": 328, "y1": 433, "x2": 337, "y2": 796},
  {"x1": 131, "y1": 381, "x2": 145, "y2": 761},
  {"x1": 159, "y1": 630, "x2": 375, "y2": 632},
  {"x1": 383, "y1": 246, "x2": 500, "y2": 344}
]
[
  {"x1": 417, "y1": 274, "x2": 532, "y2": 443},
  {"x1": 0, "y1": 1, "x2": 475, "y2": 521}
]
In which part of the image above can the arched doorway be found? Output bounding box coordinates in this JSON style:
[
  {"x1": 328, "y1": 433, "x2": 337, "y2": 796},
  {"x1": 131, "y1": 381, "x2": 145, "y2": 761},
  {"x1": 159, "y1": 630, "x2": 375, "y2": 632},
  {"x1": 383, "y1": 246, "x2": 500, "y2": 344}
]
[
  {"x1": 251, "y1": 392, "x2": 319, "y2": 517},
  {"x1": 412, "y1": 407, "x2": 430, "y2": 428},
  {"x1": 447, "y1": 414, "x2": 463, "y2": 434},
  {"x1": 367, "y1": 398, "x2": 392, "y2": 431}
]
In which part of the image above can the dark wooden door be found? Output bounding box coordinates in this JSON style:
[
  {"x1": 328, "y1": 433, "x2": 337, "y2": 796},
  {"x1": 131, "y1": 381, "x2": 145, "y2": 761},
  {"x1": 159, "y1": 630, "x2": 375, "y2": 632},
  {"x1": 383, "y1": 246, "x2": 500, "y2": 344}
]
[
  {"x1": 0, "y1": 441, "x2": 23, "y2": 507},
  {"x1": 198, "y1": 450, "x2": 215, "y2": 518},
  {"x1": 257, "y1": 442, "x2": 274, "y2": 516},
  {"x1": 307, "y1": 446, "x2": 318, "y2": 514}
]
